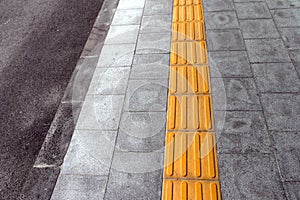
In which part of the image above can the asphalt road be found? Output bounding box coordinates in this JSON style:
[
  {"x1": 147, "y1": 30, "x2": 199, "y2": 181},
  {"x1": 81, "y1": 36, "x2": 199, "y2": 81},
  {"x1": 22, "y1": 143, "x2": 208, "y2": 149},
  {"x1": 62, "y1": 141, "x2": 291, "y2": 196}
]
[{"x1": 0, "y1": 0, "x2": 103, "y2": 199}]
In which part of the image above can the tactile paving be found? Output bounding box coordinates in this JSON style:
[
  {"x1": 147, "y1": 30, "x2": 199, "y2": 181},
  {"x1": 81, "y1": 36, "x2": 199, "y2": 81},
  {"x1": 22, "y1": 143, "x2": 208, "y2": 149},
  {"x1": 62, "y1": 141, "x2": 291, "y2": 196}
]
[
  {"x1": 163, "y1": 0, "x2": 222, "y2": 197},
  {"x1": 169, "y1": 66, "x2": 210, "y2": 94},
  {"x1": 162, "y1": 180, "x2": 221, "y2": 200},
  {"x1": 172, "y1": 22, "x2": 206, "y2": 41},
  {"x1": 173, "y1": 5, "x2": 204, "y2": 22},
  {"x1": 174, "y1": 0, "x2": 203, "y2": 6},
  {"x1": 164, "y1": 132, "x2": 218, "y2": 179},
  {"x1": 170, "y1": 41, "x2": 208, "y2": 65},
  {"x1": 167, "y1": 95, "x2": 213, "y2": 131}
]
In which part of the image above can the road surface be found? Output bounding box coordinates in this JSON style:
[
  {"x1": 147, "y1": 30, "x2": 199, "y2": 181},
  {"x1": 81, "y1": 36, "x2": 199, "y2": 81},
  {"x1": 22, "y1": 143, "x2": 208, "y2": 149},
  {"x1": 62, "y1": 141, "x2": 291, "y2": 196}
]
[{"x1": 0, "y1": 0, "x2": 103, "y2": 199}]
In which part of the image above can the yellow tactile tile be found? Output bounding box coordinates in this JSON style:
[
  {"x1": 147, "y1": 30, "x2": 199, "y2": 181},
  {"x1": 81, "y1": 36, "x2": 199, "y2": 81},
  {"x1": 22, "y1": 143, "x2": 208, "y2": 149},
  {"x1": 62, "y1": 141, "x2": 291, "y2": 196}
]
[
  {"x1": 163, "y1": 0, "x2": 222, "y2": 197},
  {"x1": 172, "y1": 22, "x2": 206, "y2": 41},
  {"x1": 173, "y1": 5, "x2": 204, "y2": 22},
  {"x1": 169, "y1": 66, "x2": 210, "y2": 94},
  {"x1": 170, "y1": 41, "x2": 208, "y2": 65},
  {"x1": 174, "y1": 0, "x2": 202, "y2": 6},
  {"x1": 164, "y1": 132, "x2": 219, "y2": 179},
  {"x1": 162, "y1": 180, "x2": 221, "y2": 200},
  {"x1": 167, "y1": 95, "x2": 213, "y2": 131}
]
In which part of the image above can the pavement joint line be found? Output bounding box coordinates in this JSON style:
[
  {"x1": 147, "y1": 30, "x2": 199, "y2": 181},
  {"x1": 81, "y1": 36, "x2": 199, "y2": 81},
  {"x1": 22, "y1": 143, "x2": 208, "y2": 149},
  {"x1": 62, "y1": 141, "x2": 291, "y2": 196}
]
[{"x1": 162, "y1": 0, "x2": 221, "y2": 199}]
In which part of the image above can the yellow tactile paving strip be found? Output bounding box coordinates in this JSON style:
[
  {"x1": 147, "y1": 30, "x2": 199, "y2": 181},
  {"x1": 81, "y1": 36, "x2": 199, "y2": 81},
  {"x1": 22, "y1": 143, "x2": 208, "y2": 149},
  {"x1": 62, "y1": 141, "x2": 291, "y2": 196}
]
[{"x1": 162, "y1": 0, "x2": 221, "y2": 199}]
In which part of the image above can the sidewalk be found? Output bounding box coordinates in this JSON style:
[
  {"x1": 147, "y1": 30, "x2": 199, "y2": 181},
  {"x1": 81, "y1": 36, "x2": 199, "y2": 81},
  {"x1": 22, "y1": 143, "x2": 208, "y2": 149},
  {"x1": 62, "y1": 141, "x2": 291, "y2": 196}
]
[
  {"x1": 49, "y1": 0, "x2": 300, "y2": 199},
  {"x1": 51, "y1": 0, "x2": 172, "y2": 199}
]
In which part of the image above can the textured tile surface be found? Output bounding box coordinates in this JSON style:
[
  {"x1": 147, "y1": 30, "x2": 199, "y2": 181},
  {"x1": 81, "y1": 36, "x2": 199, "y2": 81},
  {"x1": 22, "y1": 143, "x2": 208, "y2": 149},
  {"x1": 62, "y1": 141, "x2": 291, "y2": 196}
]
[
  {"x1": 235, "y1": 2, "x2": 271, "y2": 19},
  {"x1": 266, "y1": 0, "x2": 300, "y2": 9},
  {"x1": 117, "y1": 0, "x2": 145, "y2": 9},
  {"x1": 111, "y1": 151, "x2": 164, "y2": 173},
  {"x1": 209, "y1": 51, "x2": 252, "y2": 77},
  {"x1": 284, "y1": 182, "x2": 300, "y2": 200},
  {"x1": 136, "y1": 32, "x2": 171, "y2": 54},
  {"x1": 207, "y1": 29, "x2": 245, "y2": 51},
  {"x1": 105, "y1": 25, "x2": 140, "y2": 44},
  {"x1": 245, "y1": 39, "x2": 290, "y2": 63},
  {"x1": 124, "y1": 79, "x2": 168, "y2": 111},
  {"x1": 211, "y1": 78, "x2": 261, "y2": 110},
  {"x1": 144, "y1": 0, "x2": 173, "y2": 15},
  {"x1": 204, "y1": 11, "x2": 239, "y2": 29},
  {"x1": 252, "y1": 63, "x2": 300, "y2": 93},
  {"x1": 203, "y1": 0, "x2": 234, "y2": 11},
  {"x1": 279, "y1": 28, "x2": 300, "y2": 50},
  {"x1": 97, "y1": 44, "x2": 135, "y2": 67},
  {"x1": 51, "y1": 175, "x2": 107, "y2": 200},
  {"x1": 61, "y1": 130, "x2": 117, "y2": 175},
  {"x1": 88, "y1": 67, "x2": 130, "y2": 94},
  {"x1": 214, "y1": 111, "x2": 272, "y2": 153},
  {"x1": 271, "y1": 9, "x2": 300, "y2": 27},
  {"x1": 116, "y1": 111, "x2": 166, "y2": 152},
  {"x1": 261, "y1": 94, "x2": 300, "y2": 131},
  {"x1": 240, "y1": 19, "x2": 280, "y2": 39},
  {"x1": 131, "y1": 54, "x2": 169, "y2": 79},
  {"x1": 105, "y1": 170, "x2": 163, "y2": 200},
  {"x1": 76, "y1": 95, "x2": 124, "y2": 130},
  {"x1": 140, "y1": 15, "x2": 172, "y2": 33},
  {"x1": 112, "y1": 9, "x2": 143, "y2": 25},
  {"x1": 218, "y1": 154, "x2": 285, "y2": 200},
  {"x1": 272, "y1": 131, "x2": 300, "y2": 181}
]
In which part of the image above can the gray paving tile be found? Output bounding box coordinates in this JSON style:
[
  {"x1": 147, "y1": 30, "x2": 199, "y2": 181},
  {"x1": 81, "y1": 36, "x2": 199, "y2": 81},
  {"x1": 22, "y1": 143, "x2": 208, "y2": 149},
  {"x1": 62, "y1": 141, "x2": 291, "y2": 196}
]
[
  {"x1": 272, "y1": 131, "x2": 300, "y2": 181},
  {"x1": 124, "y1": 79, "x2": 168, "y2": 111},
  {"x1": 214, "y1": 111, "x2": 271, "y2": 153},
  {"x1": 261, "y1": 94, "x2": 300, "y2": 131},
  {"x1": 112, "y1": 9, "x2": 143, "y2": 25},
  {"x1": 211, "y1": 78, "x2": 261, "y2": 110},
  {"x1": 51, "y1": 175, "x2": 107, "y2": 200},
  {"x1": 284, "y1": 182, "x2": 300, "y2": 200},
  {"x1": 105, "y1": 25, "x2": 139, "y2": 44},
  {"x1": 131, "y1": 54, "x2": 169, "y2": 79},
  {"x1": 140, "y1": 15, "x2": 172, "y2": 33},
  {"x1": 240, "y1": 19, "x2": 280, "y2": 39},
  {"x1": 267, "y1": 0, "x2": 300, "y2": 9},
  {"x1": 289, "y1": 50, "x2": 300, "y2": 75},
  {"x1": 143, "y1": 0, "x2": 173, "y2": 15},
  {"x1": 207, "y1": 29, "x2": 245, "y2": 51},
  {"x1": 204, "y1": 11, "x2": 239, "y2": 29},
  {"x1": 209, "y1": 51, "x2": 252, "y2": 77},
  {"x1": 235, "y1": 2, "x2": 272, "y2": 19},
  {"x1": 271, "y1": 8, "x2": 300, "y2": 27},
  {"x1": 76, "y1": 95, "x2": 124, "y2": 130},
  {"x1": 116, "y1": 112, "x2": 166, "y2": 152},
  {"x1": 203, "y1": 0, "x2": 235, "y2": 11},
  {"x1": 117, "y1": 0, "x2": 145, "y2": 9},
  {"x1": 111, "y1": 152, "x2": 164, "y2": 173},
  {"x1": 234, "y1": 0, "x2": 264, "y2": 2},
  {"x1": 218, "y1": 154, "x2": 285, "y2": 200},
  {"x1": 61, "y1": 130, "x2": 117, "y2": 175},
  {"x1": 105, "y1": 169, "x2": 162, "y2": 200},
  {"x1": 245, "y1": 39, "x2": 291, "y2": 63},
  {"x1": 97, "y1": 44, "x2": 135, "y2": 67},
  {"x1": 279, "y1": 27, "x2": 300, "y2": 50},
  {"x1": 88, "y1": 67, "x2": 130, "y2": 95},
  {"x1": 252, "y1": 63, "x2": 300, "y2": 93},
  {"x1": 136, "y1": 32, "x2": 171, "y2": 54}
]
